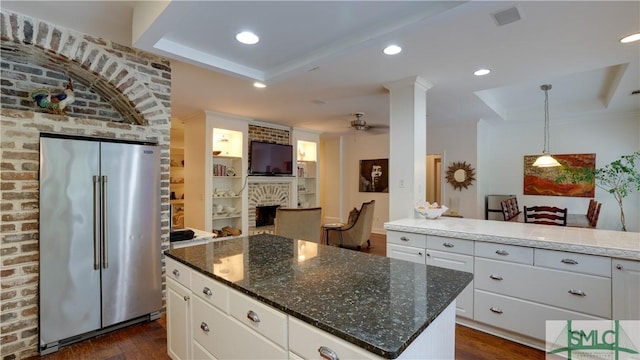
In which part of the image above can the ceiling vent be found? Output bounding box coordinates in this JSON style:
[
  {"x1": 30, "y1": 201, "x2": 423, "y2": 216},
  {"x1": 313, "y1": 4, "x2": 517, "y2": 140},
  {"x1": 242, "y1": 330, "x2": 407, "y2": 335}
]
[{"x1": 492, "y1": 7, "x2": 521, "y2": 26}]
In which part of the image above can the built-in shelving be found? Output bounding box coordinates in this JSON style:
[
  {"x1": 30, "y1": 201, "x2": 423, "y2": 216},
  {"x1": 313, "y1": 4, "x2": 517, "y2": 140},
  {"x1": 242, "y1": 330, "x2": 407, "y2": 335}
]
[{"x1": 295, "y1": 137, "x2": 319, "y2": 208}]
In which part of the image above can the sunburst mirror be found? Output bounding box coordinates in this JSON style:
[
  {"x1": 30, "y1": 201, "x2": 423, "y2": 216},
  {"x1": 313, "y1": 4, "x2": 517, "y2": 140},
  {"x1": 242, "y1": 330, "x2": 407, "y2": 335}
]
[{"x1": 446, "y1": 161, "x2": 476, "y2": 191}]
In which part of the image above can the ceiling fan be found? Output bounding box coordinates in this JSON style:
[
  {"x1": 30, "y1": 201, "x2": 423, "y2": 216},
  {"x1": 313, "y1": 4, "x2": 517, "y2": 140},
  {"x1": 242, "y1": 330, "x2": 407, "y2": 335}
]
[{"x1": 349, "y1": 112, "x2": 388, "y2": 132}]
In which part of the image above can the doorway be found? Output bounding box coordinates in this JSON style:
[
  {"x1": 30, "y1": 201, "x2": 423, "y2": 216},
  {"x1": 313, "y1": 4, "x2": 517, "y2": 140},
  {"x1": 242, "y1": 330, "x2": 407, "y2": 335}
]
[{"x1": 426, "y1": 154, "x2": 442, "y2": 204}]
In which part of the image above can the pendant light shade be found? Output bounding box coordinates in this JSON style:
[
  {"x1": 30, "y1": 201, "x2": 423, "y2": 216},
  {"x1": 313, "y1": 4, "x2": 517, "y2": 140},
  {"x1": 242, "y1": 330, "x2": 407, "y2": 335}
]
[{"x1": 533, "y1": 84, "x2": 561, "y2": 168}]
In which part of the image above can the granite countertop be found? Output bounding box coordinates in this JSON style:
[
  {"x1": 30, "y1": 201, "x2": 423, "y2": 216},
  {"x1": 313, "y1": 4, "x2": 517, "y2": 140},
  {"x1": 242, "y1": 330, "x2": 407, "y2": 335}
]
[
  {"x1": 385, "y1": 217, "x2": 640, "y2": 260},
  {"x1": 165, "y1": 234, "x2": 473, "y2": 359}
]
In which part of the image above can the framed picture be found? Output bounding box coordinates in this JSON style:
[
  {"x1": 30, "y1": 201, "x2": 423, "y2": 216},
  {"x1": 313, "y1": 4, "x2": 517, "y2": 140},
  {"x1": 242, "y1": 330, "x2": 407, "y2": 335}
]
[
  {"x1": 359, "y1": 159, "x2": 388, "y2": 193},
  {"x1": 523, "y1": 153, "x2": 595, "y2": 197}
]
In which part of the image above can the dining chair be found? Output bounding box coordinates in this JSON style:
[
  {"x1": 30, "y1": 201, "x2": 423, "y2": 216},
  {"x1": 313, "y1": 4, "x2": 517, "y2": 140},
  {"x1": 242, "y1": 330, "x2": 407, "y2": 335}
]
[
  {"x1": 274, "y1": 207, "x2": 322, "y2": 243},
  {"x1": 586, "y1": 199, "x2": 597, "y2": 220},
  {"x1": 500, "y1": 197, "x2": 520, "y2": 222},
  {"x1": 326, "y1": 200, "x2": 375, "y2": 250},
  {"x1": 588, "y1": 202, "x2": 602, "y2": 228},
  {"x1": 524, "y1": 206, "x2": 567, "y2": 226}
]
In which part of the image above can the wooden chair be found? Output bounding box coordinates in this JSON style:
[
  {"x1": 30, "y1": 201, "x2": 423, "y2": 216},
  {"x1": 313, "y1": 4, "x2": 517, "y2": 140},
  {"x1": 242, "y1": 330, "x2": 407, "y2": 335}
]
[
  {"x1": 524, "y1": 206, "x2": 567, "y2": 226},
  {"x1": 326, "y1": 200, "x2": 375, "y2": 250},
  {"x1": 274, "y1": 207, "x2": 322, "y2": 242},
  {"x1": 586, "y1": 199, "x2": 597, "y2": 220},
  {"x1": 500, "y1": 197, "x2": 520, "y2": 222},
  {"x1": 588, "y1": 202, "x2": 602, "y2": 228}
]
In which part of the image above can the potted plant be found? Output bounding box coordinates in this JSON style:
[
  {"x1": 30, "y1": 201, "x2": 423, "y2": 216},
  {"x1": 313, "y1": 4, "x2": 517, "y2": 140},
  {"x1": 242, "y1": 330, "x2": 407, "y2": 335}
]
[{"x1": 556, "y1": 151, "x2": 640, "y2": 231}]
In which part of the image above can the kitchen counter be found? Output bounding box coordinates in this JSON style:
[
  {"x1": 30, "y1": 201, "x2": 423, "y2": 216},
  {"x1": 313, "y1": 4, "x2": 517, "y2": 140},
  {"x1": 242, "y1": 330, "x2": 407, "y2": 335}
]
[
  {"x1": 384, "y1": 217, "x2": 640, "y2": 260},
  {"x1": 164, "y1": 234, "x2": 473, "y2": 358}
]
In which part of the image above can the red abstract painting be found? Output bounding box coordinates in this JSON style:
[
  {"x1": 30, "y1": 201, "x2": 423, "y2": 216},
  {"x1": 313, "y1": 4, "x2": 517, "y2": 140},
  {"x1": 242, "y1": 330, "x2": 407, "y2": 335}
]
[{"x1": 523, "y1": 154, "x2": 596, "y2": 197}]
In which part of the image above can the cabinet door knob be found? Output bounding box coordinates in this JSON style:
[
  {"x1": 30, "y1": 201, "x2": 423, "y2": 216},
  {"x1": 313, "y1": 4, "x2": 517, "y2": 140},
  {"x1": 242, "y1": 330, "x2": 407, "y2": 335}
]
[
  {"x1": 561, "y1": 258, "x2": 579, "y2": 265},
  {"x1": 616, "y1": 264, "x2": 624, "y2": 270},
  {"x1": 568, "y1": 289, "x2": 586, "y2": 297},
  {"x1": 495, "y1": 250, "x2": 509, "y2": 256},
  {"x1": 183, "y1": 295, "x2": 190, "y2": 302},
  {"x1": 489, "y1": 274, "x2": 503, "y2": 281},
  {"x1": 400, "y1": 236, "x2": 409, "y2": 242},
  {"x1": 489, "y1": 307, "x2": 503, "y2": 314},
  {"x1": 202, "y1": 287, "x2": 213, "y2": 296},
  {"x1": 443, "y1": 242, "x2": 454, "y2": 248},
  {"x1": 200, "y1": 322, "x2": 210, "y2": 332},
  {"x1": 247, "y1": 310, "x2": 261, "y2": 323},
  {"x1": 418, "y1": 252, "x2": 423, "y2": 256},
  {"x1": 318, "y1": 346, "x2": 339, "y2": 360},
  {"x1": 172, "y1": 269, "x2": 180, "y2": 277}
]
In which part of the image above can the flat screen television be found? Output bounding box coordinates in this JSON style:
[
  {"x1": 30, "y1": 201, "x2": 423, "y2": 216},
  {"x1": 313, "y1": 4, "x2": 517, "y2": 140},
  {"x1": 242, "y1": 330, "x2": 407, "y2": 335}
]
[{"x1": 249, "y1": 141, "x2": 293, "y2": 176}]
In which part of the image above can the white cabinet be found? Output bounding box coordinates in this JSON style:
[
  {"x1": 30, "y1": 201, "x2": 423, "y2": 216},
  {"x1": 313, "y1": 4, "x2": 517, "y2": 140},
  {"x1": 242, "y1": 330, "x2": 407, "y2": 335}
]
[
  {"x1": 612, "y1": 258, "x2": 640, "y2": 320},
  {"x1": 212, "y1": 154, "x2": 243, "y2": 236},
  {"x1": 294, "y1": 135, "x2": 319, "y2": 209},
  {"x1": 296, "y1": 160, "x2": 317, "y2": 208},
  {"x1": 426, "y1": 236, "x2": 474, "y2": 319},
  {"x1": 166, "y1": 257, "x2": 192, "y2": 360}
]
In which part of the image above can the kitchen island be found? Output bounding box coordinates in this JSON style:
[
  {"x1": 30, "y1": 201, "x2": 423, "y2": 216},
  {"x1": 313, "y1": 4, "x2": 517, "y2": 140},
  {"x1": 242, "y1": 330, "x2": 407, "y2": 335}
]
[
  {"x1": 384, "y1": 217, "x2": 639, "y2": 350},
  {"x1": 164, "y1": 233, "x2": 473, "y2": 359}
]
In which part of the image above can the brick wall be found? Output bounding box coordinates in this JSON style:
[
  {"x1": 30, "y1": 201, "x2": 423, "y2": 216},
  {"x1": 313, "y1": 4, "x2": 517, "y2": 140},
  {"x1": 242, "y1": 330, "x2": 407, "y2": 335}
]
[
  {"x1": 0, "y1": 10, "x2": 171, "y2": 360},
  {"x1": 248, "y1": 124, "x2": 289, "y2": 145}
]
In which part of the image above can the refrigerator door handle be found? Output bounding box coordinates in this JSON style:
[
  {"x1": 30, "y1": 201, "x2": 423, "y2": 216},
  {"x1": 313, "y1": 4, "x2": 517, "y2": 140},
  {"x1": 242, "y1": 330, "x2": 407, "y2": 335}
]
[
  {"x1": 101, "y1": 175, "x2": 108, "y2": 269},
  {"x1": 93, "y1": 176, "x2": 101, "y2": 270}
]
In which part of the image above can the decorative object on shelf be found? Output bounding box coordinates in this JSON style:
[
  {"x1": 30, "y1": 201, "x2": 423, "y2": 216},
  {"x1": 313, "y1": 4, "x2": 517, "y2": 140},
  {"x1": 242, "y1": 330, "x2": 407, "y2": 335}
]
[
  {"x1": 30, "y1": 78, "x2": 75, "y2": 115},
  {"x1": 226, "y1": 167, "x2": 236, "y2": 176},
  {"x1": 359, "y1": 158, "x2": 388, "y2": 193},
  {"x1": 213, "y1": 150, "x2": 222, "y2": 156},
  {"x1": 525, "y1": 153, "x2": 595, "y2": 197},
  {"x1": 532, "y1": 84, "x2": 561, "y2": 168},
  {"x1": 555, "y1": 151, "x2": 640, "y2": 231},
  {"x1": 415, "y1": 201, "x2": 448, "y2": 219},
  {"x1": 446, "y1": 161, "x2": 475, "y2": 191}
]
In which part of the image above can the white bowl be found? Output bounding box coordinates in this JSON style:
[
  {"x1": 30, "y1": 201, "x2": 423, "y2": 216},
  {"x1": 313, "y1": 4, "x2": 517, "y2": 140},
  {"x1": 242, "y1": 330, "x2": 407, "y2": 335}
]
[{"x1": 415, "y1": 204, "x2": 448, "y2": 219}]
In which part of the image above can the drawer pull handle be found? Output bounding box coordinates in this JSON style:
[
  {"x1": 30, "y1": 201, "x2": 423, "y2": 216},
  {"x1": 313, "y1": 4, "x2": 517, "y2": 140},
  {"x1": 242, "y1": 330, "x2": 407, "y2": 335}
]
[
  {"x1": 616, "y1": 264, "x2": 624, "y2": 270},
  {"x1": 202, "y1": 287, "x2": 212, "y2": 296},
  {"x1": 183, "y1": 295, "x2": 190, "y2": 302},
  {"x1": 318, "y1": 346, "x2": 339, "y2": 360},
  {"x1": 418, "y1": 252, "x2": 423, "y2": 256},
  {"x1": 247, "y1": 310, "x2": 261, "y2": 323},
  {"x1": 495, "y1": 250, "x2": 509, "y2": 256},
  {"x1": 568, "y1": 289, "x2": 586, "y2": 297},
  {"x1": 400, "y1": 236, "x2": 410, "y2": 242},
  {"x1": 489, "y1": 307, "x2": 503, "y2": 314},
  {"x1": 443, "y1": 242, "x2": 454, "y2": 248},
  {"x1": 200, "y1": 322, "x2": 210, "y2": 332},
  {"x1": 172, "y1": 269, "x2": 180, "y2": 277},
  {"x1": 489, "y1": 274, "x2": 503, "y2": 281},
  {"x1": 561, "y1": 259, "x2": 579, "y2": 265}
]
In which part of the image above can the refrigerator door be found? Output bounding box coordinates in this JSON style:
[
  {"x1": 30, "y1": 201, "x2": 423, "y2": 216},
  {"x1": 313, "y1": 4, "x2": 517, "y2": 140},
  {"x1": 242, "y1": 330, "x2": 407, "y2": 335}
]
[
  {"x1": 39, "y1": 137, "x2": 102, "y2": 345},
  {"x1": 100, "y1": 142, "x2": 162, "y2": 327}
]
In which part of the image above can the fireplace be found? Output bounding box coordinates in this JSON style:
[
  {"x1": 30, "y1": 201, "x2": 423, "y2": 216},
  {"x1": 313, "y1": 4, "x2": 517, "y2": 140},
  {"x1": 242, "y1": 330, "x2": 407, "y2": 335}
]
[{"x1": 256, "y1": 205, "x2": 281, "y2": 227}]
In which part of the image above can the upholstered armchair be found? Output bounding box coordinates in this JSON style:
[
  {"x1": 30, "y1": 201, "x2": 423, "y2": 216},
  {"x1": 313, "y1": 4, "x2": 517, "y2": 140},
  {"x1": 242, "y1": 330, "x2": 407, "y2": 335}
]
[
  {"x1": 274, "y1": 207, "x2": 322, "y2": 243},
  {"x1": 326, "y1": 200, "x2": 375, "y2": 250}
]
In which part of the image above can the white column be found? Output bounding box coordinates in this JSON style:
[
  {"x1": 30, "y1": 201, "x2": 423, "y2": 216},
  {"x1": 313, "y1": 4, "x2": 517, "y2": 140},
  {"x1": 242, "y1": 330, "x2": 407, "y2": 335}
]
[{"x1": 384, "y1": 76, "x2": 431, "y2": 221}]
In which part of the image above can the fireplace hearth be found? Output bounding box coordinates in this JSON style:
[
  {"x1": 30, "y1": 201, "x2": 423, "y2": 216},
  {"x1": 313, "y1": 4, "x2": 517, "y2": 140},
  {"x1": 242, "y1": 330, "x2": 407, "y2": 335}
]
[{"x1": 256, "y1": 205, "x2": 280, "y2": 227}]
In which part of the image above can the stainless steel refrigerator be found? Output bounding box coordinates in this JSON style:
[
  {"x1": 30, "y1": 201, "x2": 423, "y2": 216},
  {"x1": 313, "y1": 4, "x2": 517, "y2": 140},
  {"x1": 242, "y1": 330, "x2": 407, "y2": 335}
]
[{"x1": 39, "y1": 133, "x2": 162, "y2": 354}]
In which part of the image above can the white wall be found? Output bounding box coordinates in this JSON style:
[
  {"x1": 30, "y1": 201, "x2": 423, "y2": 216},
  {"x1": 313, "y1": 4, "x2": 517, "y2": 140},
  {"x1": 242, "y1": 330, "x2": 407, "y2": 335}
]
[
  {"x1": 427, "y1": 122, "x2": 479, "y2": 218},
  {"x1": 322, "y1": 132, "x2": 390, "y2": 234},
  {"x1": 481, "y1": 112, "x2": 639, "y2": 232}
]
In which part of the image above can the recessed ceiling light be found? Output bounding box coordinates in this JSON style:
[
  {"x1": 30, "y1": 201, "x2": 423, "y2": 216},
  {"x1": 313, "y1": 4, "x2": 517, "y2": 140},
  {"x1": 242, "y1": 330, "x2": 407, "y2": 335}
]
[
  {"x1": 620, "y1": 32, "x2": 640, "y2": 43},
  {"x1": 474, "y1": 68, "x2": 491, "y2": 76},
  {"x1": 383, "y1": 45, "x2": 402, "y2": 55},
  {"x1": 236, "y1": 31, "x2": 259, "y2": 45},
  {"x1": 253, "y1": 82, "x2": 266, "y2": 88}
]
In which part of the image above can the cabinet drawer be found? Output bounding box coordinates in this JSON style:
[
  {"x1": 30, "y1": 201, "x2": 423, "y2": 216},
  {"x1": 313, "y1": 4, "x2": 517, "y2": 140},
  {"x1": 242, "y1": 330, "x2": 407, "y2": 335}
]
[
  {"x1": 387, "y1": 231, "x2": 427, "y2": 248},
  {"x1": 192, "y1": 270, "x2": 229, "y2": 313},
  {"x1": 474, "y1": 290, "x2": 605, "y2": 341},
  {"x1": 192, "y1": 341, "x2": 216, "y2": 360},
  {"x1": 387, "y1": 243, "x2": 426, "y2": 264},
  {"x1": 534, "y1": 249, "x2": 611, "y2": 277},
  {"x1": 475, "y1": 242, "x2": 533, "y2": 265},
  {"x1": 426, "y1": 236, "x2": 473, "y2": 255},
  {"x1": 166, "y1": 257, "x2": 191, "y2": 288},
  {"x1": 229, "y1": 289, "x2": 288, "y2": 349},
  {"x1": 193, "y1": 296, "x2": 287, "y2": 359},
  {"x1": 475, "y1": 258, "x2": 611, "y2": 318},
  {"x1": 289, "y1": 317, "x2": 382, "y2": 360}
]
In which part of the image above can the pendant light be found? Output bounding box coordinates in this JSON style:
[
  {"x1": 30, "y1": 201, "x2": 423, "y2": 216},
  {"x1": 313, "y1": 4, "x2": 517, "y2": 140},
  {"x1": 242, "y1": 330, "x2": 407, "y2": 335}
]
[{"x1": 532, "y1": 84, "x2": 561, "y2": 167}]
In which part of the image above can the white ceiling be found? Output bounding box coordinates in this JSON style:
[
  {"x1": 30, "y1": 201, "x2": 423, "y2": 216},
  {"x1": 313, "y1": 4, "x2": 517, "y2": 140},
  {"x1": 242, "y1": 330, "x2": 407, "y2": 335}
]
[{"x1": 3, "y1": 1, "x2": 639, "y2": 136}]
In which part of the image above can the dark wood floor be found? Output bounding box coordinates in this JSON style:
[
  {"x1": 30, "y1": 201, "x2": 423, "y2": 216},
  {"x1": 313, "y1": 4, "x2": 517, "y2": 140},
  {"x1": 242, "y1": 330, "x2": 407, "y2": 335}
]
[{"x1": 32, "y1": 234, "x2": 545, "y2": 360}]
